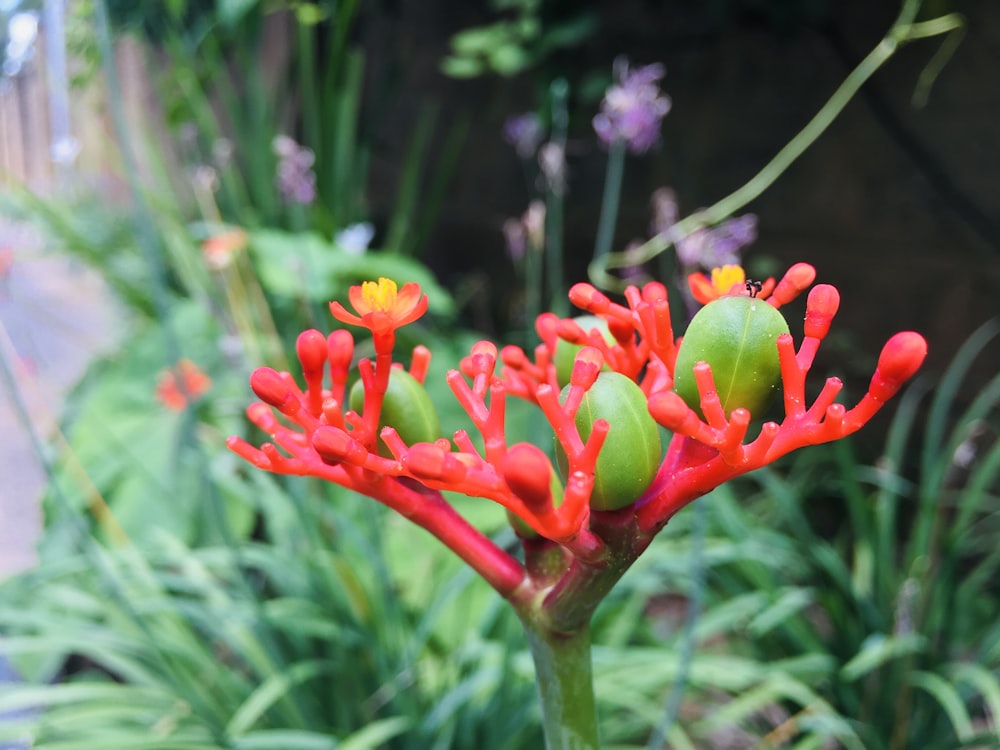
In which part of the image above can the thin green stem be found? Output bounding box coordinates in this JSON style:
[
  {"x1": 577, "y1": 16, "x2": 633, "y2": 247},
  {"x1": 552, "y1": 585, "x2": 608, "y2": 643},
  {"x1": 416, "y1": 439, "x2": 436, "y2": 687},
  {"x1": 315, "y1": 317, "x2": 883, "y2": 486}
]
[
  {"x1": 546, "y1": 78, "x2": 569, "y2": 316},
  {"x1": 588, "y1": 6, "x2": 965, "y2": 291},
  {"x1": 591, "y1": 138, "x2": 627, "y2": 266},
  {"x1": 522, "y1": 621, "x2": 600, "y2": 750}
]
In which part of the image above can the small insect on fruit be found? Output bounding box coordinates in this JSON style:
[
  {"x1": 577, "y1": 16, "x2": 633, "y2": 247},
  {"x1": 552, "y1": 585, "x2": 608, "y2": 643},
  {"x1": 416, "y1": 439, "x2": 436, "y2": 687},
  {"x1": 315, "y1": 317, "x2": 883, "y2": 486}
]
[{"x1": 745, "y1": 279, "x2": 763, "y2": 298}]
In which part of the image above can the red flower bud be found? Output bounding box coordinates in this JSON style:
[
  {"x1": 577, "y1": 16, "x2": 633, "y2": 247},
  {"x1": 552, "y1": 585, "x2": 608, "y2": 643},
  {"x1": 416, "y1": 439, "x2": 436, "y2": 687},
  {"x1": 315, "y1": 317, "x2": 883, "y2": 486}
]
[
  {"x1": 502, "y1": 443, "x2": 557, "y2": 512},
  {"x1": 296, "y1": 329, "x2": 328, "y2": 375},
  {"x1": 250, "y1": 367, "x2": 299, "y2": 415},
  {"x1": 869, "y1": 332, "x2": 928, "y2": 401},
  {"x1": 804, "y1": 284, "x2": 840, "y2": 339}
]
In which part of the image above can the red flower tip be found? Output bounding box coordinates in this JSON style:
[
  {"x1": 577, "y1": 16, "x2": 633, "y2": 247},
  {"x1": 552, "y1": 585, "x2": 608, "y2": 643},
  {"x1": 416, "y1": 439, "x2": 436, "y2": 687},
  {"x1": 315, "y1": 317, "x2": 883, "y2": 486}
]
[
  {"x1": 250, "y1": 367, "x2": 298, "y2": 414},
  {"x1": 570, "y1": 346, "x2": 604, "y2": 389},
  {"x1": 462, "y1": 341, "x2": 498, "y2": 377},
  {"x1": 501, "y1": 443, "x2": 556, "y2": 512},
  {"x1": 568, "y1": 283, "x2": 610, "y2": 313},
  {"x1": 246, "y1": 401, "x2": 280, "y2": 432},
  {"x1": 647, "y1": 390, "x2": 697, "y2": 431},
  {"x1": 327, "y1": 329, "x2": 354, "y2": 369},
  {"x1": 869, "y1": 332, "x2": 927, "y2": 401},
  {"x1": 406, "y1": 443, "x2": 469, "y2": 483},
  {"x1": 768, "y1": 262, "x2": 816, "y2": 309},
  {"x1": 535, "y1": 312, "x2": 560, "y2": 343},
  {"x1": 500, "y1": 344, "x2": 529, "y2": 368},
  {"x1": 312, "y1": 426, "x2": 368, "y2": 466},
  {"x1": 804, "y1": 284, "x2": 840, "y2": 339},
  {"x1": 641, "y1": 280, "x2": 668, "y2": 303},
  {"x1": 296, "y1": 329, "x2": 328, "y2": 375}
]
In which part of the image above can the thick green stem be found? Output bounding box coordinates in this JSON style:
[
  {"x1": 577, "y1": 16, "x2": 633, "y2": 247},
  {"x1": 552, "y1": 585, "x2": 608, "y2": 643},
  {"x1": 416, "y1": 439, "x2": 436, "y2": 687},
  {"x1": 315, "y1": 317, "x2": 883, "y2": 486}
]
[{"x1": 522, "y1": 621, "x2": 601, "y2": 750}]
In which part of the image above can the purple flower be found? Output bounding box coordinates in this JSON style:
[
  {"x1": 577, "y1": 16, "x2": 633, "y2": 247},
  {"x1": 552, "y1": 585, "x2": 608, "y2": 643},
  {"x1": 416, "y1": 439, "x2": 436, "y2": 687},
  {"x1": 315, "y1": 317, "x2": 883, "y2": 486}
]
[
  {"x1": 502, "y1": 112, "x2": 546, "y2": 158},
  {"x1": 593, "y1": 60, "x2": 672, "y2": 154},
  {"x1": 273, "y1": 135, "x2": 317, "y2": 205},
  {"x1": 649, "y1": 187, "x2": 679, "y2": 237},
  {"x1": 503, "y1": 201, "x2": 546, "y2": 261},
  {"x1": 537, "y1": 142, "x2": 566, "y2": 196},
  {"x1": 675, "y1": 214, "x2": 758, "y2": 269}
]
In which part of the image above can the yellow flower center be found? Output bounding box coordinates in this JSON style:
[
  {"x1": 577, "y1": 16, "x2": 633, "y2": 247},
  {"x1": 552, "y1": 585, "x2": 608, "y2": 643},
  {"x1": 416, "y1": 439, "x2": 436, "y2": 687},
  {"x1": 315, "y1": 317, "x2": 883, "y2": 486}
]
[
  {"x1": 710, "y1": 264, "x2": 746, "y2": 295},
  {"x1": 361, "y1": 277, "x2": 398, "y2": 312}
]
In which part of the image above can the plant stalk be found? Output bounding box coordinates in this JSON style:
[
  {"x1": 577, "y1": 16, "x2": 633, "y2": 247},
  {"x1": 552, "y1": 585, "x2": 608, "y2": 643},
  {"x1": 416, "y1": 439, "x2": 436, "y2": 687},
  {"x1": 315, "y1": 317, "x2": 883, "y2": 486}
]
[
  {"x1": 592, "y1": 138, "x2": 627, "y2": 265},
  {"x1": 522, "y1": 621, "x2": 601, "y2": 750}
]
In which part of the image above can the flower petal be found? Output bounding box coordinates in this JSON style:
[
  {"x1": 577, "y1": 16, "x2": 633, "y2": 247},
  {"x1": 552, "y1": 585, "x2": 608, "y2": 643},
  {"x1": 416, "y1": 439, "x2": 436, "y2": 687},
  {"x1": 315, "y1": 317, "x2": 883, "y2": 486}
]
[{"x1": 329, "y1": 300, "x2": 364, "y2": 327}]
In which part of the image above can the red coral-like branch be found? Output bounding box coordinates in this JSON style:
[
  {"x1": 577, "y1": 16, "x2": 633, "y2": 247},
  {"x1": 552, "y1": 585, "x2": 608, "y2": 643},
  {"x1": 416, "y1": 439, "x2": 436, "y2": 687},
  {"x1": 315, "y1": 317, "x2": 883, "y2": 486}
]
[{"x1": 637, "y1": 282, "x2": 927, "y2": 532}]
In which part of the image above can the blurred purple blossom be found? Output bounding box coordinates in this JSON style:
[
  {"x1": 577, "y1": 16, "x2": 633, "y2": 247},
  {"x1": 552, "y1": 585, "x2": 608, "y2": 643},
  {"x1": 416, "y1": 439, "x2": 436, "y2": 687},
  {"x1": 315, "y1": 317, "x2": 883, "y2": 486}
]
[
  {"x1": 273, "y1": 135, "x2": 317, "y2": 205},
  {"x1": 503, "y1": 200, "x2": 546, "y2": 261},
  {"x1": 649, "y1": 187, "x2": 679, "y2": 237},
  {"x1": 502, "y1": 112, "x2": 546, "y2": 158},
  {"x1": 675, "y1": 213, "x2": 758, "y2": 269},
  {"x1": 537, "y1": 141, "x2": 566, "y2": 196},
  {"x1": 593, "y1": 60, "x2": 672, "y2": 154}
]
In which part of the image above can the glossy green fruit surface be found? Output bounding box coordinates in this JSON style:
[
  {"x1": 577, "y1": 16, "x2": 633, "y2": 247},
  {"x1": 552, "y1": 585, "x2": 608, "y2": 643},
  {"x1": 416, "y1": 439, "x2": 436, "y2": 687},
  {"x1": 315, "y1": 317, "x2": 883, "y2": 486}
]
[
  {"x1": 557, "y1": 371, "x2": 661, "y2": 510},
  {"x1": 673, "y1": 295, "x2": 789, "y2": 418},
  {"x1": 349, "y1": 369, "x2": 442, "y2": 456}
]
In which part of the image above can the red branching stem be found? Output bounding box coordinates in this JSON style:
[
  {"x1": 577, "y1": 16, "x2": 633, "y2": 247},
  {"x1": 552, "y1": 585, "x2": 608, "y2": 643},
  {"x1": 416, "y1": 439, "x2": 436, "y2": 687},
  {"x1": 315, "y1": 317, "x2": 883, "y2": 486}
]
[
  {"x1": 639, "y1": 323, "x2": 928, "y2": 533},
  {"x1": 230, "y1": 422, "x2": 526, "y2": 598},
  {"x1": 232, "y1": 268, "x2": 927, "y2": 621}
]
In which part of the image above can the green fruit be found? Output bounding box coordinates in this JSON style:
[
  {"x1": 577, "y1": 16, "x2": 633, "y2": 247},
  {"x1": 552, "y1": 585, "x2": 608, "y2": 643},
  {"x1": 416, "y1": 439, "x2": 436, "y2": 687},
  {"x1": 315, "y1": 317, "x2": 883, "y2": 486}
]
[
  {"x1": 349, "y1": 369, "x2": 442, "y2": 456},
  {"x1": 673, "y1": 295, "x2": 789, "y2": 418},
  {"x1": 557, "y1": 371, "x2": 661, "y2": 511},
  {"x1": 553, "y1": 315, "x2": 615, "y2": 387}
]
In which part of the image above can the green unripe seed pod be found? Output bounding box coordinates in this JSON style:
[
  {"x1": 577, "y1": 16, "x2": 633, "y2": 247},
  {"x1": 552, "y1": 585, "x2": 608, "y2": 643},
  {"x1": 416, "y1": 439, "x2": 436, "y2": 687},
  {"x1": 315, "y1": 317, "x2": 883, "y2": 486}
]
[
  {"x1": 673, "y1": 295, "x2": 790, "y2": 418},
  {"x1": 553, "y1": 315, "x2": 615, "y2": 388},
  {"x1": 557, "y1": 371, "x2": 661, "y2": 511},
  {"x1": 349, "y1": 369, "x2": 442, "y2": 457}
]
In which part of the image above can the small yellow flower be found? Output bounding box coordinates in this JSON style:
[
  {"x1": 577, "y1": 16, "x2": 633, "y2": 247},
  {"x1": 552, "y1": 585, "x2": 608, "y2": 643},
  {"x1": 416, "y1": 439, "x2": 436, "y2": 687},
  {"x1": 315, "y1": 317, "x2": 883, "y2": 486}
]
[
  {"x1": 360, "y1": 277, "x2": 399, "y2": 313},
  {"x1": 329, "y1": 277, "x2": 428, "y2": 340},
  {"x1": 710, "y1": 265, "x2": 745, "y2": 294},
  {"x1": 688, "y1": 264, "x2": 761, "y2": 304}
]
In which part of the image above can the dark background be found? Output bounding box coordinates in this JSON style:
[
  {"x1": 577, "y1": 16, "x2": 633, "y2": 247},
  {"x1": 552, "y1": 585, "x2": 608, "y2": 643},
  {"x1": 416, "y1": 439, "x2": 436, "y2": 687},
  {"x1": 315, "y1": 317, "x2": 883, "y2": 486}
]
[{"x1": 359, "y1": 0, "x2": 999, "y2": 394}]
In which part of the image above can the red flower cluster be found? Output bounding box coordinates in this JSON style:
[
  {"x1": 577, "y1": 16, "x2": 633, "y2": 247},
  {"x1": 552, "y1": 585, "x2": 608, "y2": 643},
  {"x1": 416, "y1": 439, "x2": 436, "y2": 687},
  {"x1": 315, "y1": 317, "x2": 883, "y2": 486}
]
[{"x1": 228, "y1": 267, "x2": 926, "y2": 601}]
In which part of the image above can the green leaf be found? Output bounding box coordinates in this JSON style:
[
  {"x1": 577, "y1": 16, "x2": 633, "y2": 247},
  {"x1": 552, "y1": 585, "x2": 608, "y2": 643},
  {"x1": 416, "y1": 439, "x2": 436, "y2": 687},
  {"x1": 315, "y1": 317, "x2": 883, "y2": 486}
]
[
  {"x1": 440, "y1": 55, "x2": 485, "y2": 79},
  {"x1": 338, "y1": 717, "x2": 412, "y2": 750},
  {"x1": 248, "y1": 229, "x2": 454, "y2": 317},
  {"x1": 217, "y1": 0, "x2": 260, "y2": 27},
  {"x1": 909, "y1": 669, "x2": 974, "y2": 740},
  {"x1": 226, "y1": 660, "x2": 336, "y2": 735},
  {"x1": 232, "y1": 731, "x2": 337, "y2": 750},
  {"x1": 746, "y1": 586, "x2": 815, "y2": 637},
  {"x1": 839, "y1": 633, "x2": 926, "y2": 682}
]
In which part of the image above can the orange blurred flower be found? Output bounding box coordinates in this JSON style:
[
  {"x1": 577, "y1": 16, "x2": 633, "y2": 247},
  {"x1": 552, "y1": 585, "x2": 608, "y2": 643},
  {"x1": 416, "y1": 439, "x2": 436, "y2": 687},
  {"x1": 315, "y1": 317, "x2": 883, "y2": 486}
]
[
  {"x1": 201, "y1": 228, "x2": 247, "y2": 271},
  {"x1": 156, "y1": 359, "x2": 211, "y2": 411}
]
